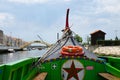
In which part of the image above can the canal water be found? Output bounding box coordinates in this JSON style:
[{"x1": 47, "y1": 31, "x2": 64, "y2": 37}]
[{"x1": 0, "y1": 49, "x2": 47, "y2": 64}]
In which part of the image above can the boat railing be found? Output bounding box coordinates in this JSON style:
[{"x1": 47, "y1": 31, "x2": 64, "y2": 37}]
[{"x1": 0, "y1": 57, "x2": 38, "y2": 80}]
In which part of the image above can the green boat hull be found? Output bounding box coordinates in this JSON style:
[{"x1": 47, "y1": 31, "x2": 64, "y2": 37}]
[
  {"x1": 1, "y1": 8, "x2": 120, "y2": 80},
  {"x1": 39, "y1": 57, "x2": 103, "y2": 80},
  {"x1": 0, "y1": 58, "x2": 38, "y2": 80},
  {"x1": 0, "y1": 56, "x2": 120, "y2": 80}
]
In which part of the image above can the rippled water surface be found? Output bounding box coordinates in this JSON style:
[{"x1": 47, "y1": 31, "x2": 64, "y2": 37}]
[{"x1": 0, "y1": 49, "x2": 47, "y2": 64}]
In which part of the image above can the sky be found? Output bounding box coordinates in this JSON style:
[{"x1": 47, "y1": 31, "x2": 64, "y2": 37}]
[{"x1": 0, "y1": 0, "x2": 120, "y2": 43}]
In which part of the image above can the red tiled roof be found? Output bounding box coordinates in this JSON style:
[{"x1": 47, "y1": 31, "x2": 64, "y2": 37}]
[{"x1": 90, "y1": 30, "x2": 106, "y2": 35}]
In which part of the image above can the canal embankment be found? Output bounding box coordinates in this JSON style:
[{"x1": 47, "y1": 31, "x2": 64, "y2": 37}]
[
  {"x1": 86, "y1": 45, "x2": 120, "y2": 57},
  {"x1": 0, "y1": 47, "x2": 22, "y2": 53}
]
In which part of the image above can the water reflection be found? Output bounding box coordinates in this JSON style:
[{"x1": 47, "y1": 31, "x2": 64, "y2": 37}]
[{"x1": 0, "y1": 49, "x2": 47, "y2": 64}]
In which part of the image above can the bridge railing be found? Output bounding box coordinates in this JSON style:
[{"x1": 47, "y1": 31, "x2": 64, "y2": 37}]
[{"x1": 20, "y1": 40, "x2": 51, "y2": 49}]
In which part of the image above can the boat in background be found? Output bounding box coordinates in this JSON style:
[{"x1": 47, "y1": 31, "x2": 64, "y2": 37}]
[
  {"x1": 0, "y1": 9, "x2": 120, "y2": 80},
  {"x1": 8, "y1": 48, "x2": 15, "y2": 53}
]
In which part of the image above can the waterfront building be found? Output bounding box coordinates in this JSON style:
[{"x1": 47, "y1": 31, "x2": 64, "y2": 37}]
[
  {"x1": 0, "y1": 29, "x2": 29, "y2": 47},
  {"x1": 0, "y1": 30, "x2": 3, "y2": 44},
  {"x1": 90, "y1": 30, "x2": 106, "y2": 45},
  {"x1": 12, "y1": 38, "x2": 16, "y2": 47},
  {"x1": 7, "y1": 36, "x2": 12, "y2": 46},
  {"x1": 2, "y1": 34, "x2": 27, "y2": 47},
  {"x1": 17, "y1": 38, "x2": 23, "y2": 47},
  {"x1": 3, "y1": 35, "x2": 8, "y2": 46}
]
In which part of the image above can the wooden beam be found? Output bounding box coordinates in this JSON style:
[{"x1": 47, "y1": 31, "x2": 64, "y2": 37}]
[
  {"x1": 33, "y1": 72, "x2": 47, "y2": 80},
  {"x1": 99, "y1": 73, "x2": 120, "y2": 80}
]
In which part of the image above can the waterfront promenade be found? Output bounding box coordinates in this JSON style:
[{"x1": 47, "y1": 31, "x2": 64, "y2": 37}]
[
  {"x1": 93, "y1": 46, "x2": 120, "y2": 56},
  {"x1": 87, "y1": 46, "x2": 120, "y2": 57},
  {"x1": 0, "y1": 46, "x2": 20, "y2": 53}
]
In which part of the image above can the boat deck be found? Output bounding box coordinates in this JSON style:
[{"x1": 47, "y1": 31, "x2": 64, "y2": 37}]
[
  {"x1": 33, "y1": 72, "x2": 47, "y2": 80},
  {"x1": 99, "y1": 73, "x2": 120, "y2": 80}
]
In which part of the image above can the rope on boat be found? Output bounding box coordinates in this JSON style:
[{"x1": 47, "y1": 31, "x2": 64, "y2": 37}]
[
  {"x1": 40, "y1": 36, "x2": 69, "y2": 61},
  {"x1": 70, "y1": 36, "x2": 76, "y2": 45},
  {"x1": 31, "y1": 28, "x2": 81, "y2": 69},
  {"x1": 38, "y1": 28, "x2": 72, "y2": 61},
  {"x1": 46, "y1": 36, "x2": 69, "y2": 57},
  {"x1": 31, "y1": 35, "x2": 69, "y2": 68}
]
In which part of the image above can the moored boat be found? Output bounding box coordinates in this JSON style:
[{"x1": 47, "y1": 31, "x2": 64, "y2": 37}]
[
  {"x1": 34, "y1": 9, "x2": 120, "y2": 80},
  {"x1": 0, "y1": 9, "x2": 120, "y2": 80}
]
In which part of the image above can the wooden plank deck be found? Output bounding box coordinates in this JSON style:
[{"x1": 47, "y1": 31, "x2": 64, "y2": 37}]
[
  {"x1": 99, "y1": 73, "x2": 120, "y2": 80},
  {"x1": 33, "y1": 72, "x2": 47, "y2": 80}
]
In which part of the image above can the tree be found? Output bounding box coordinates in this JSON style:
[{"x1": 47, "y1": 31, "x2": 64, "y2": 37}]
[
  {"x1": 115, "y1": 36, "x2": 119, "y2": 41},
  {"x1": 74, "y1": 34, "x2": 83, "y2": 43},
  {"x1": 86, "y1": 36, "x2": 91, "y2": 45}
]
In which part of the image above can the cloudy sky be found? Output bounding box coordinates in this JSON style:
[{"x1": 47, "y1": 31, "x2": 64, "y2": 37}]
[{"x1": 0, "y1": 0, "x2": 120, "y2": 43}]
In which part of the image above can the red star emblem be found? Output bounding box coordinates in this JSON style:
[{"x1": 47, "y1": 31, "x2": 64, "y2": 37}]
[{"x1": 63, "y1": 61, "x2": 83, "y2": 80}]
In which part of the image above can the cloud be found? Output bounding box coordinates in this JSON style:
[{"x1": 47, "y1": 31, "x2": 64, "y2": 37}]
[
  {"x1": 0, "y1": 13, "x2": 15, "y2": 26},
  {"x1": 8, "y1": 0, "x2": 71, "y2": 4},
  {"x1": 8, "y1": 0, "x2": 49, "y2": 4},
  {"x1": 1, "y1": 0, "x2": 119, "y2": 42},
  {"x1": 96, "y1": 0, "x2": 120, "y2": 14}
]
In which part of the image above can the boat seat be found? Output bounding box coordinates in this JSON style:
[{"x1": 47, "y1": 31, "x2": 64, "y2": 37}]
[
  {"x1": 99, "y1": 73, "x2": 120, "y2": 80},
  {"x1": 33, "y1": 72, "x2": 47, "y2": 80}
]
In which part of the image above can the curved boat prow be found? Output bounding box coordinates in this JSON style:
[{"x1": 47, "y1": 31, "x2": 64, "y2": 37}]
[
  {"x1": 65, "y1": 8, "x2": 70, "y2": 31},
  {"x1": 1, "y1": 8, "x2": 120, "y2": 80},
  {"x1": 35, "y1": 9, "x2": 120, "y2": 80}
]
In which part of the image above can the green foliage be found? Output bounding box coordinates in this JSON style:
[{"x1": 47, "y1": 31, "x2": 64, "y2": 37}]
[
  {"x1": 97, "y1": 40, "x2": 120, "y2": 46},
  {"x1": 87, "y1": 36, "x2": 91, "y2": 45},
  {"x1": 74, "y1": 34, "x2": 83, "y2": 43},
  {"x1": 115, "y1": 36, "x2": 119, "y2": 41}
]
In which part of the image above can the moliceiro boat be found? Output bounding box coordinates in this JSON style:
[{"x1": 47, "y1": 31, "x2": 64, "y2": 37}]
[
  {"x1": 35, "y1": 9, "x2": 120, "y2": 80},
  {"x1": 0, "y1": 9, "x2": 120, "y2": 80}
]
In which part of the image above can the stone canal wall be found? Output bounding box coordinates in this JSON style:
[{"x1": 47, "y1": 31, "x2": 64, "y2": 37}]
[{"x1": 86, "y1": 46, "x2": 120, "y2": 56}]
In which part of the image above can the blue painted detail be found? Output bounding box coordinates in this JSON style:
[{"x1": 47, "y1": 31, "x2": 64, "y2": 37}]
[{"x1": 0, "y1": 69, "x2": 2, "y2": 74}]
